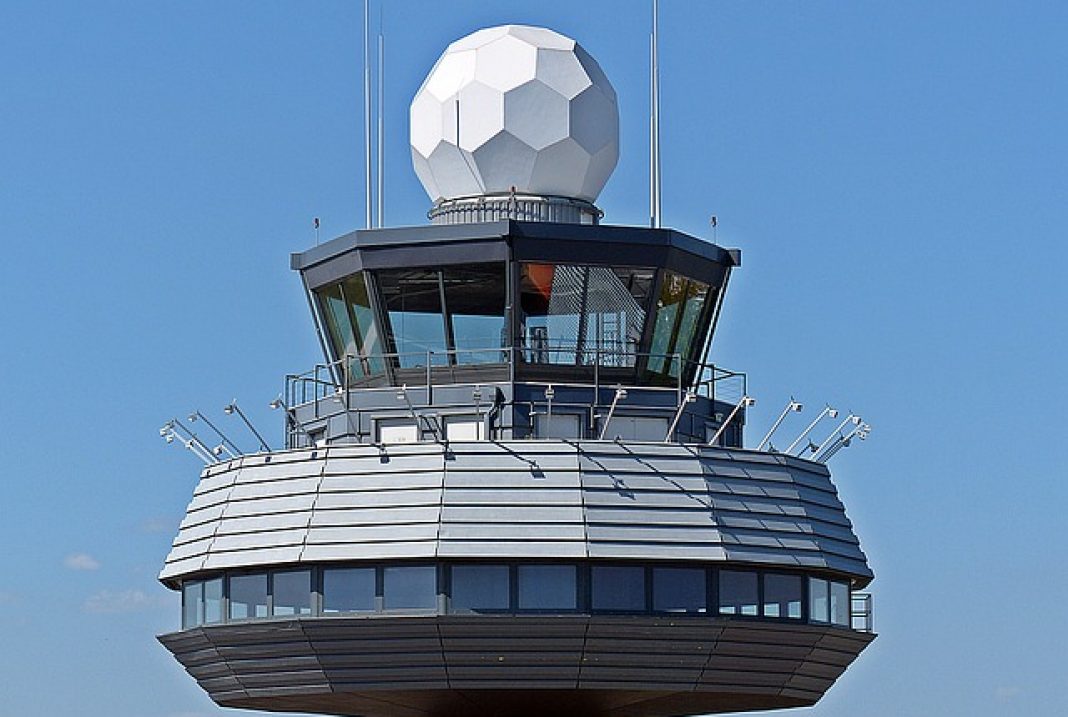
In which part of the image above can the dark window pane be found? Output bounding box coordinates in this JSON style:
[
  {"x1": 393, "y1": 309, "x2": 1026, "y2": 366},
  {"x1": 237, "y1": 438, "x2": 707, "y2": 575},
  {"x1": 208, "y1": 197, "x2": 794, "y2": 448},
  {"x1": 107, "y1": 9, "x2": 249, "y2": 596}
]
[
  {"x1": 517, "y1": 565, "x2": 577, "y2": 611},
  {"x1": 718, "y1": 570, "x2": 758, "y2": 616},
  {"x1": 318, "y1": 284, "x2": 358, "y2": 369},
  {"x1": 809, "y1": 577, "x2": 830, "y2": 623},
  {"x1": 377, "y1": 269, "x2": 448, "y2": 368},
  {"x1": 315, "y1": 273, "x2": 386, "y2": 380},
  {"x1": 652, "y1": 567, "x2": 707, "y2": 613},
  {"x1": 442, "y1": 264, "x2": 506, "y2": 364},
  {"x1": 831, "y1": 581, "x2": 850, "y2": 626},
  {"x1": 229, "y1": 573, "x2": 268, "y2": 620},
  {"x1": 592, "y1": 566, "x2": 646, "y2": 612},
  {"x1": 383, "y1": 566, "x2": 437, "y2": 610},
  {"x1": 204, "y1": 578, "x2": 223, "y2": 624},
  {"x1": 323, "y1": 568, "x2": 376, "y2": 613},
  {"x1": 272, "y1": 570, "x2": 311, "y2": 616},
  {"x1": 763, "y1": 573, "x2": 803, "y2": 619},
  {"x1": 182, "y1": 581, "x2": 202, "y2": 629},
  {"x1": 648, "y1": 272, "x2": 711, "y2": 377},
  {"x1": 451, "y1": 565, "x2": 510, "y2": 611}
]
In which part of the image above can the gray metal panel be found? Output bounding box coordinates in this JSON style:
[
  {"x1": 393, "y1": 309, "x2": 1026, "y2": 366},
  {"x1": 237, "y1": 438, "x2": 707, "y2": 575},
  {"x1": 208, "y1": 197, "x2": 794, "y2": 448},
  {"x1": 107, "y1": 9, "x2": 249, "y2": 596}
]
[
  {"x1": 161, "y1": 441, "x2": 871, "y2": 585},
  {"x1": 159, "y1": 616, "x2": 870, "y2": 717}
]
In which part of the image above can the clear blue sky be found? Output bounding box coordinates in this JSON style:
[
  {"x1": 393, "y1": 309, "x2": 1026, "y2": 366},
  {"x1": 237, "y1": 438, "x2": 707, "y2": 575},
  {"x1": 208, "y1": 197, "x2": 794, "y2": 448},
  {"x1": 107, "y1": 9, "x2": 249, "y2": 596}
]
[{"x1": 2, "y1": 1, "x2": 1066, "y2": 715}]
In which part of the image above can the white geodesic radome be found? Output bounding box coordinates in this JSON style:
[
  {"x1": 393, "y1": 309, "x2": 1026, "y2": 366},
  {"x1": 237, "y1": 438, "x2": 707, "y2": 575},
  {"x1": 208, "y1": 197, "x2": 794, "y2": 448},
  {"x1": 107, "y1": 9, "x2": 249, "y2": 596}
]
[{"x1": 410, "y1": 25, "x2": 619, "y2": 205}]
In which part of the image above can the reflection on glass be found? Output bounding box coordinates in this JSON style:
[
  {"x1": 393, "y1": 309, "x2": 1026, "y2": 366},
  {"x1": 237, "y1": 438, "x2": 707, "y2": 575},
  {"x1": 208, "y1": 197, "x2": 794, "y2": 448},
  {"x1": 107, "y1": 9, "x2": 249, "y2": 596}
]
[
  {"x1": 182, "y1": 581, "x2": 202, "y2": 629},
  {"x1": 592, "y1": 566, "x2": 646, "y2": 611},
  {"x1": 272, "y1": 570, "x2": 312, "y2": 616},
  {"x1": 316, "y1": 273, "x2": 385, "y2": 379},
  {"x1": 652, "y1": 567, "x2": 706, "y2": 613},
  {"x1": 809, "y1": 577, "x2": 830, "y2": 623},
  {"x1": 517, "y1": 565, "x2": 577, "y2": 610},
  {"x1": 442, "y1": 265, "x2": 506, "y2": 363},
  {"x1": 647, "y1": 272, "x2": 711, "y2": 377},
  {"x1": 519, "y1": 263, "x2": 652, "y2": 367},
  {"x1": 229, "y1": 573, "x2": 268, "y2": 620},
  {"x1": 763, "y1": 573, "x2": 803, "y2": 619},
  {"x1": 451, "y1": 565, "x2": 510, "y2": 611},
  {"x1": 323, "y1": 568, "x2": 376, "y2": 613},
  {"x1": 718, "y1": 570, "x2": 758, "y2": 616},
  {"x1": 831, "y1": 581, "x2": 850, "y2": 626},
  {"x1": 383, "y1": 566, "x2": 437, "y2": 610},
  {"x1": 377, "y1": 269, "x2": 448, "y2": 369},
  {"x1": 204, "y1": 577, "x2": 223, "y2": 624}
]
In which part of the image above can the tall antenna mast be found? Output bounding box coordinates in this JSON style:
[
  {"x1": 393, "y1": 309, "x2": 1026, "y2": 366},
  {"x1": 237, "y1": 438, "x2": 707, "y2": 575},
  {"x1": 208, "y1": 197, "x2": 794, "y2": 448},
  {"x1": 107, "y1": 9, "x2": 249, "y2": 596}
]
[
  {"x1": 377, "y1": 29, "x2": 384, "y2": 228},
  {"x1": 650, "y1": 0, "x2": 662, "y2": 228},
  {"x1": 363, "y1": 0, "x2": 372, "y2": 229}
]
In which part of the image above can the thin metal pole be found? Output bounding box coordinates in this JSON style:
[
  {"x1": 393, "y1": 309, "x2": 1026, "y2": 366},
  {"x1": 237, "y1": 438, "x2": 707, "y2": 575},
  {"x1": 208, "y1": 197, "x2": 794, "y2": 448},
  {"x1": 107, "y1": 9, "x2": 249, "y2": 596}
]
[
  {"x1": 363, "y1": 0, "x2": 372, "y2": 230},
  {"x1": 708, "y1": 396, "x2": 753, "y2": 447},
  {"x1": 651, "y1": 0, "x2": 662, "y2": 228},
  {"x1": 189, "y1": 411, "x2": 242, "y2": 457},
  {"x1": 756, "y1": 399, "x2": 802, "y2": 452},
  {"x1": 785, "y1": 406, "x2": 836, "y2": 454},
  {"x1": 228, "y1": 402, "x2": 271, "y2": 452},
  {"x1": 377, "y1": 31, "x2": 384, "y2": 228}
]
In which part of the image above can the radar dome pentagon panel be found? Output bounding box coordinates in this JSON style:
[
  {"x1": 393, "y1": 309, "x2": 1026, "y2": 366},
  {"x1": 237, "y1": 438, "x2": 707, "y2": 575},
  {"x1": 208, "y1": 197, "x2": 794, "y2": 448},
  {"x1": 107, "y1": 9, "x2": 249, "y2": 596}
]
[{"x1": 410, "y1": 25, "x2": 620, "y2": 204}]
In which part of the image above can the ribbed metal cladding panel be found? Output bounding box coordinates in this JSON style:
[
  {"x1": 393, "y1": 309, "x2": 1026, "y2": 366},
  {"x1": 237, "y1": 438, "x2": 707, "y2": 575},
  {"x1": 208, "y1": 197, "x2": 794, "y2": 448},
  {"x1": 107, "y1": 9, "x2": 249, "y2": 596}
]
[
  {"x1": 161, "y1": 441, "x2": 871, "y2": 584},
  {"x1": 161, "y1": 617, "x2": 869, "y2": 717}
]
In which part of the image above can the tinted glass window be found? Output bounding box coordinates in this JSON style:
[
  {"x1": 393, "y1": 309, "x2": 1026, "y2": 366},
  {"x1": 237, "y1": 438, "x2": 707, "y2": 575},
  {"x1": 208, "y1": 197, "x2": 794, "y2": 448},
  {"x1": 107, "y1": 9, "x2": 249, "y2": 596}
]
[
  {"x1": 182, "y1": 581, "x2": 202, "y2": 629},
  {"x1": 203, "y1": 578, "x2": 223, "y2": 624},
  {"x1": 442, "y1": 264, "x2": 506, "y2": 364},
  {"x1": 323, "y1": 568, "x2": 376, "y2": 613},
  {"x1": 272, "y1": 570, "x2": 312, "y2": 616},
  {"x1": 809, "y1": 577, "x2": 830, "y2": 623},
  {"x1": 229, "y1": 573, "x2": 268, "y2": 620},
  {"x1": 652, "y1": 567, "x2": 706, "y2": 613},
  {"x1": 517, "y1": 565, "x2": 577, "y2": 610},
  {"x1": 383, "y1": 566, "x2": 437, "y2": 610},
  {"x1": 591, "y1": 566, "x2": 646, "y2": 612},
  {"x1": 647, "y1": 272, "x2": 712, "y2": 377},
  {"x1": 316, "y1": 273, "x2": 386, "y2": 379},
  {"x1": 451, "y1": 565, "x2": 510, "y2": 611},
  {"x1": 519, "y1": 263, "x2": 653, "y2": 367},
  {"x1": 377, "y1": 269, "x2": 448, "y2": 368},
  {"x1": 718, "y1": 570, "x2": 758, "y2": 616},
  {"x1": 831, "y1": 581, "x2": 850, "y2": 626},
  {"x1": 763, "y1": 573, "x2": 802, "y2": 619}
]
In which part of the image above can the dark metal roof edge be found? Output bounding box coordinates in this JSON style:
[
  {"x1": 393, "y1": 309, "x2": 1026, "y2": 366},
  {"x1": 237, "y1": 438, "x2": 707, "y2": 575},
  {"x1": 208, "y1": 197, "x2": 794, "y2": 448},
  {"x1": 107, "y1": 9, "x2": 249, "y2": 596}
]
[{"x1": 291, "y1": 220, "x2": 741, "y2": 271}]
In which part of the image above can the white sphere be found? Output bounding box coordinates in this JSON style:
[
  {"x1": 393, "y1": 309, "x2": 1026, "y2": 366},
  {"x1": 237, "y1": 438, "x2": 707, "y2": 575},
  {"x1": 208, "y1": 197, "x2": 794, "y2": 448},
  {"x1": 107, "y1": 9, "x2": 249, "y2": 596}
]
[{"x1": 410, "y1": 25, "x2": 619, "y2": 204}]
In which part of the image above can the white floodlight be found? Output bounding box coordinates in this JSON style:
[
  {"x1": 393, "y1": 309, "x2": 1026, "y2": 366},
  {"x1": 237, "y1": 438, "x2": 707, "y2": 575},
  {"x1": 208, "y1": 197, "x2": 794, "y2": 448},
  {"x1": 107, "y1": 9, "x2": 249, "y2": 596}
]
[
  {"x1": 708, "y1": 395, "x2": 755, "y2": 447},
  {"x1": 268, "y1": 396, "x2": 285, "y2": 410},
  {"x1": 785, "y1": 405, "x2": 838, "y2": 455},
  {"x1": 756, "y1": 399, "x2": 804, "y2": 452},
  {"x1": 664, "y1": 390, "x2": 698, "y2": 443}
]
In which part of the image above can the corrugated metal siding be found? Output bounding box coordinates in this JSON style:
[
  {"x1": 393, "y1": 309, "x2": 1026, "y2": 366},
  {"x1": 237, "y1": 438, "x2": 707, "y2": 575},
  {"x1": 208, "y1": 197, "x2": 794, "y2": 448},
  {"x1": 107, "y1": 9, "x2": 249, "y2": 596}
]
[{"x1": 161, "y1": 442, "x2": 871, "y2": 583}]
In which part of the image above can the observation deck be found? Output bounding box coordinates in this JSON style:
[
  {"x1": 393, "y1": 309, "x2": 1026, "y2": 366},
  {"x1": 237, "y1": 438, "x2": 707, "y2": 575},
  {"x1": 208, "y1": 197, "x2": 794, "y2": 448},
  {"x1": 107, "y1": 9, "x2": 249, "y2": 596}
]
[{"x1": 159, "y1": 220, "x2": 875, "y2": 717}]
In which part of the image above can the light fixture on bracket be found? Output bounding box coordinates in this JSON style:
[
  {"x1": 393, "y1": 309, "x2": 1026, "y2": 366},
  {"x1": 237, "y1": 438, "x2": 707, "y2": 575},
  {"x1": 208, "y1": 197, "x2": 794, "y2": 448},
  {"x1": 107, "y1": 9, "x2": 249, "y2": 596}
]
[
  {"x1": 785, "y1": 405, "x2": 839, "y2": 455},
  {"x1": 223, "y1": 399, "x2": 271, "y2": 452},
  {"x1": 664, "y1": 390, "x2": 698, "y2": 443},
  {"x1": 756, "y1": 398, "x2": 804, "y2": 452},
  {"x1": 598, "y1": 386, "x2": 628, "y2": 440},
  {"x1": 708, "y1": 395, "x2": 756, "y2": 447}
]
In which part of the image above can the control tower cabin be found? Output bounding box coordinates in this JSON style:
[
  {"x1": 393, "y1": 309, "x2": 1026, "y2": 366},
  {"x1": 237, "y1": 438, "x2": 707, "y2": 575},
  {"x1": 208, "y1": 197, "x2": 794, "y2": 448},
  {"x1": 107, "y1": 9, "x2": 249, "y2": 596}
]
[{"x1": 159, "y1": 25, "x2": 875, "y2": 717}]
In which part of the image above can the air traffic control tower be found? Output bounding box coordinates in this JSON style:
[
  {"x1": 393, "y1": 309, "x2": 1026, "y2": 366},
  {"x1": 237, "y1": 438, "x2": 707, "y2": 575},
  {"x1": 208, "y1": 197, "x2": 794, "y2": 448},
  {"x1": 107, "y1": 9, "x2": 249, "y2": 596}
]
[{"x1": 159, "y1": 25, "x2": 875, "y2": 717}]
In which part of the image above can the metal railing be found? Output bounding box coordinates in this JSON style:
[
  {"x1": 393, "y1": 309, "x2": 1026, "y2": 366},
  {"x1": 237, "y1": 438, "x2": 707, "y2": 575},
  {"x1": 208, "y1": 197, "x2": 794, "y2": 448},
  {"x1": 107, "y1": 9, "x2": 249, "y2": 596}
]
[
  {"x1": 285, "y1": 345, "x2": 745, "y2": 410},
  {"x1": 851, "y1": 593, "x2": 875, "y2": 633}
]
